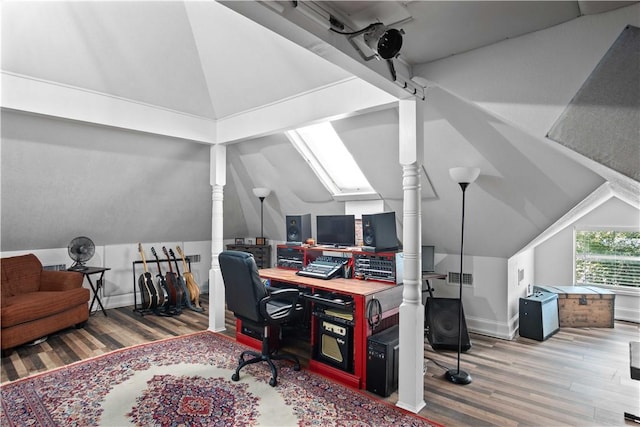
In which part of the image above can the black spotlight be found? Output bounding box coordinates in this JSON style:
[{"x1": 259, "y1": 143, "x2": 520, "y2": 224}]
[{"x1": 363, "y1": 23, "x2": 404, "y2": 60}]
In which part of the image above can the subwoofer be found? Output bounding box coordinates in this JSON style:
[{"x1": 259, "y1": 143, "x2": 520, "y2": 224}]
[
  {"x1": 286, "y1": 214, "x2": 311, "y2": 244},
  {"x1": 425, "y1": 297, "x2": 471, "y2": 352},
  {"x1": 361, "y1": 212, "x2": 398, "y2": 252}
]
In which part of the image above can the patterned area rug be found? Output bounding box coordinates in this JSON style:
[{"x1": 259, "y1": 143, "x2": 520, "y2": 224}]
[{"x1": 1, "y1": 331, "x2": 440, "y2": 426}]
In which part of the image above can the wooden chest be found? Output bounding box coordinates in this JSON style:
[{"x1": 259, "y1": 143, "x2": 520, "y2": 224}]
[{"x1": 533, "y1": 285, "x2": 615, "y2": 328}]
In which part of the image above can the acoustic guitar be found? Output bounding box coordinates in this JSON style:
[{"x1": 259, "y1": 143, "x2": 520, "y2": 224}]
[
  {"x1": 162, "y1": 246, "x2": 184, "y2": 313},
  {"x1": 176, "y1": 245, "x2": 203, "y2": 311},
  {"x1": 137, "y1": 243, "x2": 159, "y2": 310},
  {"x1": 151, "y1": 247, "x2": 179, "y2": 315}
]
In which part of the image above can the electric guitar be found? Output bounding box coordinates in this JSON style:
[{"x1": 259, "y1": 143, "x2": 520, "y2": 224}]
[
  {"x1": 176, "y1": 245, "x2": 203, "y2": 311},
  {"x1": 162, "y1": 246, "x2": 184, "y2": 314},
  {"x1": 137, "y1": 243, "x2": 159, "y2": 310},
  {"x1": 170, "y1": 247, "x2": 203, "y2": 312},
  {"x1": 151, "y1": 247, "x2": 178, "y2": 315}
]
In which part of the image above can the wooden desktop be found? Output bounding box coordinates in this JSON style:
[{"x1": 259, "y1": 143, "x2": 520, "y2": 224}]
[{"x1": 242, "y1": 267, "x2": 403, "y2": 390}]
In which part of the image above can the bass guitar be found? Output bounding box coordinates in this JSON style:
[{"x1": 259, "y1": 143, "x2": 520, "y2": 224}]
[
  {"x1": 170, "y1": 247, "x2": 204, "y2": 312},
  {"x1": 151, "y1": 246, "x2": 179, "y2": 315},
  {"x1": 162, "y1": 245, "x2": 184, "y2": 314},
  {"x1": 137, "y1": 243, "x2": 159, "y2": 311},
  {"x1": 176, "y1": 245, "x2": 203, "y2": 311}
]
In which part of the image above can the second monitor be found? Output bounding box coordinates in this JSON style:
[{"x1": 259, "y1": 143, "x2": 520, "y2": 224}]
[{"x1": 316, "y1": 215, "x2": 355, "y2": 248}]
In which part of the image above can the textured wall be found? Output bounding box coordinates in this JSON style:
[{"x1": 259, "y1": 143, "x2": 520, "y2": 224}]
[{"x1": 1, "y1": 110, "x2": 212, "y2": 251}]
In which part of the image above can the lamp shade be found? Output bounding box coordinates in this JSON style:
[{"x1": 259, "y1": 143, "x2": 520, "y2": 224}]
[
  {"x1": 449, "y1": 167, "x2": 480, "y2": 185},
  {"x1": 252, "y1": 187, "x2": 271, "y2": 199}
]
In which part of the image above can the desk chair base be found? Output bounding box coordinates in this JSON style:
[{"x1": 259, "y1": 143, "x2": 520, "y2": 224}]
[{"x1": 231, "y1": 326, "x2": 300, "y2": 387}]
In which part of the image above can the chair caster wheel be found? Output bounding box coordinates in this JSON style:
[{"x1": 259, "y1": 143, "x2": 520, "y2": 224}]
[
  {"x1": 269, "y1": 378, "x2": 277, "y2": 387},
  {"x1": 231, "y1": 373, "x2": 239, "y2": 382}
]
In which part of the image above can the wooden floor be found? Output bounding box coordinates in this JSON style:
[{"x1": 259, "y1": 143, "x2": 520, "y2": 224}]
[{"x1": 2, "y1": 298, "x2": 639, "y2": 427}]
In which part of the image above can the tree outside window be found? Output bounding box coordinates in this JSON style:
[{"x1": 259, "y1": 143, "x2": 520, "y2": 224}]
[{"x1": 575, "y1": 230, "x2": 640, "y2": 288}]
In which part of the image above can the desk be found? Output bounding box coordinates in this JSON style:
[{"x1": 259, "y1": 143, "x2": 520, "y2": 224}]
[
  {"x1": 256, "y1": 268, "x2": 403, "y2": 390},
  {"x1": 71, "y1": 267, "x2": 110, "y2": 316}
]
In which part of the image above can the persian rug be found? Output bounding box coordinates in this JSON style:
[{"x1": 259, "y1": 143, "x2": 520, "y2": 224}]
[{"x1": 0, "y1": 331, "x2": 440, "y2": 426}]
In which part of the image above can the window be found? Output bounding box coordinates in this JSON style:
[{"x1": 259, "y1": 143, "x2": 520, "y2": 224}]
[
  {"x1": 575, "y1": 229, "x2": 640, "y2": 288},
  {"x1": 286, "y1": 122, "x2": 378, "y2": 200}
]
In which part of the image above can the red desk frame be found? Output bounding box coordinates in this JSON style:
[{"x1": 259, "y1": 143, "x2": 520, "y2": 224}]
[{"x1": 237, "y1": 267, "x2": 403, "y2": 390}]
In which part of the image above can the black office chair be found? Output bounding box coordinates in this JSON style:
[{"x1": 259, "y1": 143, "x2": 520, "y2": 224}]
[{"x1": 218, "y1": 250, "x2": 301, "y2": 387}]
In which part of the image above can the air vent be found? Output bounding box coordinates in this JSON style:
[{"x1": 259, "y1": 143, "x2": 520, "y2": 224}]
[
  {"x1": 448, "y1": 272, "x2": 473, "y2": 286},
  {"x1": 187, "y1": 254, "x2": 200, "y2": 263},
  {"x1": 44, "y1": 264, "x2": 67, "y2": 271}
]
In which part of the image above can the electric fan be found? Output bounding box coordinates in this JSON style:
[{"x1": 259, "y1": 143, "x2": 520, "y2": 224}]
[{"x1": 68, "y1": 236, "x2": 95, "y2": 270}]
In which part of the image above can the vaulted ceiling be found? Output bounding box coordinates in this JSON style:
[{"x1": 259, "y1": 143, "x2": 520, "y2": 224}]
[{"x1": 2, "y1": 1, "x2": 638, "y2": 258}]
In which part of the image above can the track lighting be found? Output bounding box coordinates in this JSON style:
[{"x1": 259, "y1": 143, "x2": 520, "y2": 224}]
[{"x1": 362, "y1": 23, "x2": 404, "y2": 60}]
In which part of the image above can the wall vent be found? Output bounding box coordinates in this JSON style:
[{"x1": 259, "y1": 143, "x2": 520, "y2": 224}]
[
  {"x1": 187, "y1": 254, "x2": 201, "y2": 263},
  {"x1": 44, "y1": 264, "x2": 67, "y2": 271},
  {"x1": 448, "y1": 272, "x2": 473, "y2": 286}
]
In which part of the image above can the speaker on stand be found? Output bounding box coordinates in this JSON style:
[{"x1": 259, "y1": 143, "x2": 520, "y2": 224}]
[
  {"x1": 425, "y1": 297, "x2": 471, "y2": 352},
  {"x1": 286, "y1": 214, "x2": 311, "y2": 245}
]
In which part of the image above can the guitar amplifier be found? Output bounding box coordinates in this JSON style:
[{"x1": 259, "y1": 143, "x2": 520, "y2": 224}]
[
  {"x1": 314, "y1": 311, "x2": 353, "y2": 373},
  {"x1": 519, "y1": 292, "x2": 559, "y2": 341}
]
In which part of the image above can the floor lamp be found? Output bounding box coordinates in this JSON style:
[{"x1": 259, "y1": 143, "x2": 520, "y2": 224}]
[
  {"x1": 252, "y1": 187, "x2": 271, "y2": 245},
  {"x1": 446, "y1": 167, "x2": 480, "y2": 385}
]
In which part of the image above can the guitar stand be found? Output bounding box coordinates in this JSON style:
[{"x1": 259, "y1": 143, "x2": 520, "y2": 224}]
[{"x1": 132, "y1": 258, "x2": 191, "y2": 316}]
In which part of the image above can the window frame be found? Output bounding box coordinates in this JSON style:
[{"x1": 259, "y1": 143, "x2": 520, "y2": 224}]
[{"x1": 573, "y1": 226, "x2": 640, "y2": 294}]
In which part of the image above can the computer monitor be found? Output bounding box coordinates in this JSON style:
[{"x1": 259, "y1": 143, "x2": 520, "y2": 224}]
[
  {"x1": 316, "y1": 215, "x2": 356, "y2": 247},
  {"x1": 421, "y1": 245, "x2": 435, "y2": 272}
]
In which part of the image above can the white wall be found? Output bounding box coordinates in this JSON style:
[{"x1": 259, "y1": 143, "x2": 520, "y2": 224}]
[
  {"x1": 1, "y1": 241, "x2": 211, "y2": 311},
  {"x1": 431, "y1": 252, "x2": 511, "y2": 339},
  {"x1": 534, "y1": 197, "x2": 640, "y2": 322}
]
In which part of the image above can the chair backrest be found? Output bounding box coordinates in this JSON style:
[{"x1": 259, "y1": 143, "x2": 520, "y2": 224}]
[{"x1": 218, "y1": 251, "x2": 268, "y2": 323}]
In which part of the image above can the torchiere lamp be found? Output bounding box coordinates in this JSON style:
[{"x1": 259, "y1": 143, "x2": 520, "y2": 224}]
[
  {"x1": 252, "y1": 187, "x2": 271, "y2": 245},
  {"x1": 446, "y1": 167, "x2": 480, "y2": 385}
]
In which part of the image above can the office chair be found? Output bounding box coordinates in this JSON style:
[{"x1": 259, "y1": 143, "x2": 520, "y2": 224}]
[{"x1": 218, "y1": 250, "x2": 301, "y2": 387}]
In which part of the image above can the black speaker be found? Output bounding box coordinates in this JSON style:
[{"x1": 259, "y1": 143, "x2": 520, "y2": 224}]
[
  {"x1": 425, "y1": 297, "x2": 471, "y2": 352},
  {"x1": 286, "y1": 214, "x2": 311, "y2": 244},
  {"x1": 519, "y1": 292, "x2": 559, "y2": 341},
  {"x1": 361, "y1": 212, "x2": 398, "y2": 252}
]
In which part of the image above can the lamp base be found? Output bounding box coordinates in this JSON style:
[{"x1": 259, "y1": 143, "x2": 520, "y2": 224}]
[{"x1": 445, "y1": 369, "x2": 472, "y2": 385}]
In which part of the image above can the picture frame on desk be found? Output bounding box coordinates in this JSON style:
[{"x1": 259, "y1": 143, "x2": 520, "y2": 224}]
[{"x1": 235, "y1": 238, "x2": 244, "y2": 244}]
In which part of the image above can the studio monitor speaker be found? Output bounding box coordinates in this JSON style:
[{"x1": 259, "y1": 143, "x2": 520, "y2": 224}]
[
  {"x1": 425, "y1": 297, "x2": 471, "y2": 352},
  {"x1": 361, "y1": 212, "x2": 398, "y2": 252},
  {"x1": 286, "y1": 214, "x2": 311, "y2": 244}
]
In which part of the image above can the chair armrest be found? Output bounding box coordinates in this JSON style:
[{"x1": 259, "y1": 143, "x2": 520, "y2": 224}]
[
  {"x1": 259, "y1": 289, "x2": 300, "y2": 323},
  {"x1": 40, "y1": 270, "x2": 84, "y2": 292}
]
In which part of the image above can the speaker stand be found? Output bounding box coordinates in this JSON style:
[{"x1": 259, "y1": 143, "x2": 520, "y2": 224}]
[{"x1": 445, "y1": 368, "x2": 472, "y2": 385}]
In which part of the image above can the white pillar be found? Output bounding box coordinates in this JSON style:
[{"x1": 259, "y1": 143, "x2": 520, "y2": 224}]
[
  {"x1": 209, "y1": 144, "x2": 226, "y2": 332},
  {"x1": 396, "y1": 98, "x2": 425, "y2": 413}
]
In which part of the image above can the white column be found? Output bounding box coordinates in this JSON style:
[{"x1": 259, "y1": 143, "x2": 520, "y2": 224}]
[
  {"x1": 209, "y1": 144, "x2": 227, "y2": 332},
  {"x1": 396, "y1": 98, "x2": 425, "y2": 413}
]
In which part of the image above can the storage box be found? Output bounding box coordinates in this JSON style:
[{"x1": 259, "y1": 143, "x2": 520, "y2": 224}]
[{"x1": 533, "y1": 285, "x2": 615, "y2": 328}]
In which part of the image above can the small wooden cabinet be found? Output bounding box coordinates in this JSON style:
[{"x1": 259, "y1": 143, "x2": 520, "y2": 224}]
[{"x1": 225, "y1": 244, "x2": 271, "y2": 268}]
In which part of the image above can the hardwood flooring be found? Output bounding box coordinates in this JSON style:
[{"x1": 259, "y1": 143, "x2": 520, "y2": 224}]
[{"x1": 2, "y1": 298, "x2": 638, "y2": 426}]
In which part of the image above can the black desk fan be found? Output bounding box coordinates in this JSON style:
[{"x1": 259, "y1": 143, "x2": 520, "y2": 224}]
[{"x1": 68, "y1": 236, "x2": 95, "y2": 271}]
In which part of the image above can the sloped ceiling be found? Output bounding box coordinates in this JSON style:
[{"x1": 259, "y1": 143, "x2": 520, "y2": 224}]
[
  {"x1": 1, "y1": 1, "x2": 352, "y2": 121},
  {"x1": 2, "y1": 1, "x2": 638, "y2": 258}
]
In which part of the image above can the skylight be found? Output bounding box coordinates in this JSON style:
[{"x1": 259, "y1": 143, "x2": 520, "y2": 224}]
[{"x1": 286, "y1": 122, "x2": 378, "y2": 200}]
